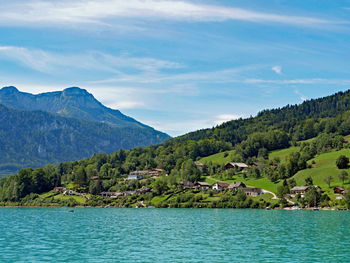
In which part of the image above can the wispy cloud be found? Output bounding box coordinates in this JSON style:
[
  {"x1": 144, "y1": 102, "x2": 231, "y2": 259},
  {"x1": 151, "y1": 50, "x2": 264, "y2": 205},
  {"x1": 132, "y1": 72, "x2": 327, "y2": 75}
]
[
  {"x1": 244, "y1": 78, "x2": 350, "y2": 85},
  {"x1": 90, "y1": 65, "x2": 261, "y2": 85},
  {"x1": 0, "y1": 0, "x2": 340, "y2": 29},
  {"x1": 294, "y1": 89, "x2": 308, "y2": 101},
  {"x1": 0, "y1": 45, "x2": 182, "y2": 74},
  {"x1": 272, "y1": 65, "x2": 282, "y2": 75}
]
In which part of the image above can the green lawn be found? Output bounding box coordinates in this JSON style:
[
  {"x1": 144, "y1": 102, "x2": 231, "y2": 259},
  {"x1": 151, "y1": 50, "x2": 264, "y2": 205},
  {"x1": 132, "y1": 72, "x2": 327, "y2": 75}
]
[
  {"x1": 253, "y1": 193, "x2": 276, "y2": 202},
  {"x1": 293, "y1": 149, "x2": 350, "y2": 197},
  {"x1": 233, "y1": 175, "x2": 281, "y2": 193},
  {"x1": 269, "y1": 146, "x2": 300, "y2": 163},
  {"x1": 199, "y1": 150, "x2": 235, "y2": 165},
  {"x1": 151, "y1": 195, "x2": 170, "y2": 205},
  {"x1": 53, "y1": 194, "x2": 87, "y2": 204},
  {"x1": 39, "y1": 191, "x2": 58, "y2": 198}
]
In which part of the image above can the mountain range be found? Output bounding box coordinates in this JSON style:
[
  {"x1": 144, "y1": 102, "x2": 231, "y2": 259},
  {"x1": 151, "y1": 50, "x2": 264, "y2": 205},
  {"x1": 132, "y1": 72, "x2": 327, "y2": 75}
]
[{"x1": 0, "y1": 86, "x2": 170, "y2": 176}]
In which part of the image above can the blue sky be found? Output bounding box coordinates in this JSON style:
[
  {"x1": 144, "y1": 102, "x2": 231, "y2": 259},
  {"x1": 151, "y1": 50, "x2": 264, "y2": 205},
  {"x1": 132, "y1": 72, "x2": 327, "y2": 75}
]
[{"x1": 1, "y1": 0, "x2": 350, "y2": 136}]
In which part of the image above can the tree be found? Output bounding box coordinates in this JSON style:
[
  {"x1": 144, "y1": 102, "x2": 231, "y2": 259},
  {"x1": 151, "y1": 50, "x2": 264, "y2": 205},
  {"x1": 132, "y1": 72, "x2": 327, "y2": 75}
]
[
  {"x1": 336, "y1": 155, "x2": 349, "y2": 169},
  {"x1": 305, "y1": 176, "x2": 313, "y2": 186},
  {"x1": 277, "y1": 183, "x2": 290, "y2": 199},
  {"x1": 153, "y1": 179, "x2": 169, "y2": 195},
  {"x1": 74, "y1": 166, "x2": 87, "y2": 186},
  {"x1": 324, "y1": 175, "x2": 333, "y2": 188},
  {"x1": 288, "y1": 178, "x2": 296, "y2": 189},
  {"x1": 180, "y1": 159, "x2": 201, "y2": 182},
  {"x1": 338, "y1": 171, "x2": 349, "y2": 186},
  {"x1": 304, "y1": 186, "x2": 321, "y2": 207}
]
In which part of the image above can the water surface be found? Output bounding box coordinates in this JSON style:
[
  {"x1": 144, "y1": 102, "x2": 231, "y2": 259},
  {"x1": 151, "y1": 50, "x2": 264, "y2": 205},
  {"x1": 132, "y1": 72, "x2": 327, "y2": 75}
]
[{"x1": 0, "y1": 208, "x2": 349, "y2": 262}]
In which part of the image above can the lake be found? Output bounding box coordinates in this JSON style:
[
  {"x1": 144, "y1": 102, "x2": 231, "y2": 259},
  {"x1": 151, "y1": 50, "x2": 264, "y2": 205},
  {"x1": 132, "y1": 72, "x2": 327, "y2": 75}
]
[{"x1": 0, "y1": 208, "x2": 349, "y2": 262}]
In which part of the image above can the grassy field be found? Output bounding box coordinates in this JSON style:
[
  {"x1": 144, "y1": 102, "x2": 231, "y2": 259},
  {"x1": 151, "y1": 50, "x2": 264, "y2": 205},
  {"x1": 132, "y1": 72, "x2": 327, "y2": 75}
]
[
  {"x1": 199, "y1": 150, "x2": 235, "y2": 165},
  {"x1": 53, "y1": 194, "x2": 87, "y2": 204},
  {"x1": 293, "y1": 149, "x2": 350, "y2": 197},
  {"x1": 151, "y1": 194, "x2": 170, "y2": 205},
  {"x1": 39, "y1": 191, "x2": 58, "y2": 198},
  {"x1": 269, "y1": 146, "x2": 300, "y2": 163}
]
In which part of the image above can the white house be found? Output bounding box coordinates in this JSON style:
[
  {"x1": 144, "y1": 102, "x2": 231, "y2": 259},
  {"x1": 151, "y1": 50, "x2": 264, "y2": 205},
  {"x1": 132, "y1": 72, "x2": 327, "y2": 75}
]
[{"x1": 126, "y1": 174, "x2": 143, "y2": 180}]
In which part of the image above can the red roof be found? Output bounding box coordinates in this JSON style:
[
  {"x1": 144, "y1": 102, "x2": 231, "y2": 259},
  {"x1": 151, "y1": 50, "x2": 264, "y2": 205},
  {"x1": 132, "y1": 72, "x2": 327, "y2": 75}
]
[{"x1": 216, "y1": 182, "x2": 229, "y2": 188}]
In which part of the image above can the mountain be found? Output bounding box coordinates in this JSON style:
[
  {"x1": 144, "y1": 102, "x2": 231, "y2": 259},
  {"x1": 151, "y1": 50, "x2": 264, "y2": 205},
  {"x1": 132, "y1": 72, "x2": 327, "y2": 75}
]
[
  {"x1": 0, "y1": 86, "x2": 149, "y2": 128},
  {"x1": 2, "y1": 89, "x2": 350, "y2": 208},
  {"x1": 0, "y1": 87, "x2": 170, "y2": 176}
]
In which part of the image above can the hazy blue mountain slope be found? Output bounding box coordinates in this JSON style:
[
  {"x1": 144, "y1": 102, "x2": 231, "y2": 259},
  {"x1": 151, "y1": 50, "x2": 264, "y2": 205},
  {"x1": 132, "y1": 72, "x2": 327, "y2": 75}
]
[
  {"x1": 0, "y1": 103, "x2": 169, "y2": 176},
  {"x1": 0, "y1": 86, "x2": 149, "y2": 129}
]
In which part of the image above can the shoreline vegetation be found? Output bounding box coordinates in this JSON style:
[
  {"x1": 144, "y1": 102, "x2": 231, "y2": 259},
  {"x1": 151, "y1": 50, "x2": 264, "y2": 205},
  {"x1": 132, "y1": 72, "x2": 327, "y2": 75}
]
[{"x1": 0, "y1": 206, "x2": 347, "y2": 211}]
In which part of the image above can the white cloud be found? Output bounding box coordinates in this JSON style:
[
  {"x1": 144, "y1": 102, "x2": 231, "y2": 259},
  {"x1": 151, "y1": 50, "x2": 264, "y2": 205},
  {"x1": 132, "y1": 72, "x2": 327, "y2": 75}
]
[
  {"x1": 90, "y1": 65, "x2": 260, "y2": 85},
  {"x1": 0, "y1": 45, "x2": 182, "y2": 73},
  {"x1": 213, "y1": 114, "x2": 241, "y2": 126},
  {"x1": 0, "y1": 0, "x2": 337, "y2": 28},
  {"x1": 294, "y1": 90, "x2": 308, "y2": 101},
  {"x1": 107, "y1": 101, "x2": 145, "y2": 110},
  {"x1": 272, "y1": 65, "x2": 282, "y2": 75}
]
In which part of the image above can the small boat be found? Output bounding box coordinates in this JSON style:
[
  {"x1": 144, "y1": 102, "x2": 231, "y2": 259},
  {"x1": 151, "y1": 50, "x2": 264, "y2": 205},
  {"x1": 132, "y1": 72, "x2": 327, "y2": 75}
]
[
  {"x1": 312, "y1": 207, "x2": 319, "y2": 211},
  {"x1": 265, "y1": 207, "x2": 271, "y2": 210},
  {"x1": 68, "y1": 209, "x2": 74, "y2": 213}
]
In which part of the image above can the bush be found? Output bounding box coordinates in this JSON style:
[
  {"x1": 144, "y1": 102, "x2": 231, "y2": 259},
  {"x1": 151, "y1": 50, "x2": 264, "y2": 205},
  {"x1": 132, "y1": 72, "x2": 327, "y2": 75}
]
[{"x1": 336, "y1": 155, "x2": 349, "y2": 169}]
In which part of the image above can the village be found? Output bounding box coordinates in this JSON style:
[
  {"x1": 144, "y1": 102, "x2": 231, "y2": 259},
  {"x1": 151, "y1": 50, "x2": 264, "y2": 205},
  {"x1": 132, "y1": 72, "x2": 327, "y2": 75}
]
[{"x1": 52, "y1": 161, "x2": 348, "y2": 208}]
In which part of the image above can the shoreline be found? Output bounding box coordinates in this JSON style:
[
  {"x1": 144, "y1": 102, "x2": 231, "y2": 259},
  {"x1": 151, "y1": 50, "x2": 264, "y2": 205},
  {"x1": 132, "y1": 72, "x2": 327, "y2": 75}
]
[{"x1": 0, "y1": 205, "x2": 348, "y2": 211}]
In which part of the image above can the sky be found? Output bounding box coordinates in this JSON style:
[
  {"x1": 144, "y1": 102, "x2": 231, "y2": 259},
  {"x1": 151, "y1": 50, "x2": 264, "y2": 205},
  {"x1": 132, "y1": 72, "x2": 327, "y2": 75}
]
[{"x1": 1, "y1": 0, "x2": 350, "y2": 136}]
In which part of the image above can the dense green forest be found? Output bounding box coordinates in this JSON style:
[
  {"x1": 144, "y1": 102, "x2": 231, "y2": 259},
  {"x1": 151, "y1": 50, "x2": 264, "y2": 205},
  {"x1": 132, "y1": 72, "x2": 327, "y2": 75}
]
[
  {"x1": 173, "y1": 90, "x2": 350, "y2": 144},
  {"x1": 1, "y1": 90, "x2": 350, "y2": 208}
]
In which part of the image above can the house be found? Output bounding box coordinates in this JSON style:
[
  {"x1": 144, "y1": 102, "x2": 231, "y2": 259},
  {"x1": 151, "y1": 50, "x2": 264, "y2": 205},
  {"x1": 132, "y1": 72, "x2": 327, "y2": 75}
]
[
  {"x1": 126, "y1": 174, "x2": 143, "y2": 180},
  {"x1": 64, "y1": 190, "x2": 75, "y2": 196},
  {"x1": 252, "y1": 162, "x2": 263, "y2": 167},
  {"x1": 130, "y1": 170, "x2": 149, "y2": 176},
  {"x1": 194, "y1": 161, "x2": 206, "y2": 172},
  {"x1": 212, "y1": 182, "x2": 229, "y2": 191},
  {"x1": 90, "y1": 176, "x2": 99, "y2": 180},
  {"x1": 100, "y1": 192, "x2": 118, "y2": 198},
  {"x1": 195, "y1": 182, "x2": 210, "y2": 190},
  {"x1": 242, "y1": 187, "x2": 263, "y2": 197},
  {"x1": 124, "y1": 191, "x2": 136, "y2": 196},
  {"x1": 291, "y1": 186, "x2": 309, "y2": 197},
  {"x1": 225, "y1": 162, "x2": 249, "y2": 170},
  {"x1": 136, "y1": 188, "x2": 153, "y2": 194},
  {"x1": 334, "y1": 186, "x2": 345, "y2": 195},
  {"x1": 228, "y1": 181, "x2": 246, "y2": 190},
  {"x1": 53, "y1": 187, "x2": 66, "y2": 193},
  {"x1": 130, "y1": 169, "x2": 165, "y2": 177},
  {"x1": 148, "y1": 168, "x2": 165, "y2": 177},
  {"x1": 180, "y1": 181, "x2": 194, "y2": 188}
]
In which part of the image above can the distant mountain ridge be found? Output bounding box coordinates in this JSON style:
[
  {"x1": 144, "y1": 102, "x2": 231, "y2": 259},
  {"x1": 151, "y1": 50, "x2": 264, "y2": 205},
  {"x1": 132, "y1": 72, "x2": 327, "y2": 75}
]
[
  {"x1": 0, "y1": 86, "x2": 170, "y2": 176},
  {"x1": 0, "y1": 86, "x2": 148, "y2": 129}
]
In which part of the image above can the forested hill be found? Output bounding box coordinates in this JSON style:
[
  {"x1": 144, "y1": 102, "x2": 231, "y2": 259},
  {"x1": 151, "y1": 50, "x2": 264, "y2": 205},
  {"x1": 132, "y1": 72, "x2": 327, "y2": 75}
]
[
  {"x1": 0, "y1": 103, "x2": 169, "y2": 176},
  {"x1": 2, "y1": 89, "x2": 350, "y2": 205},
  {"x1": 171, "y1": 89, "x2": 350, "y2": 145},
  {"x1": 0, "y1": 86, "x2": 150, "y2": 129}
]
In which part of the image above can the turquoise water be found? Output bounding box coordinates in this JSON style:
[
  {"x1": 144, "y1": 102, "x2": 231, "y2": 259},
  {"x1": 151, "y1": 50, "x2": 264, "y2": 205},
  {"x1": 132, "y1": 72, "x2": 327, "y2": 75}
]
[{"x1": 0, "y1": 208, "x2": 349, "y2": 262}]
